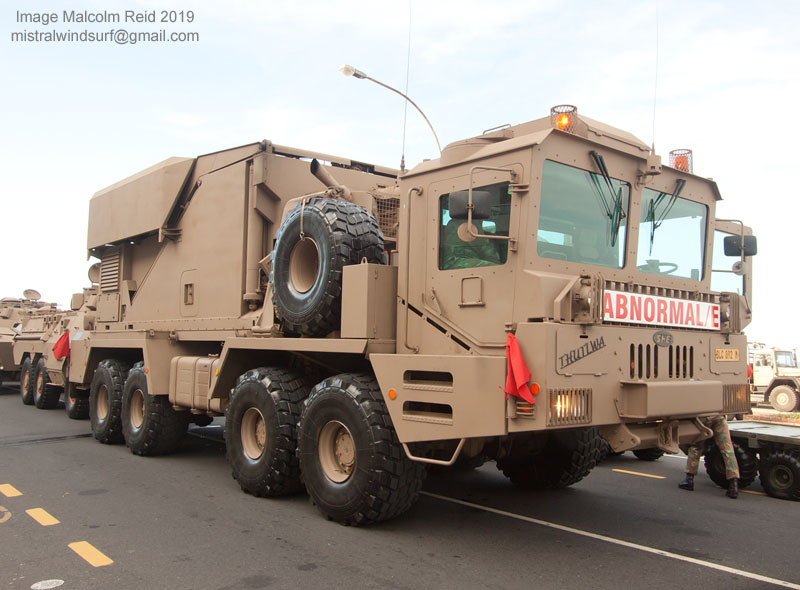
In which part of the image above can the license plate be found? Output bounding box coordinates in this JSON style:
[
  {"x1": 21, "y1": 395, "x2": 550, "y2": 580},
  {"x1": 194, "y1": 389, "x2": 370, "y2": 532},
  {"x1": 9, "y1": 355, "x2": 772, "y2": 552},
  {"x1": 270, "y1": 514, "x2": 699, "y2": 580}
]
[{"x1": 714, "y1": 348, "x2": 740, "y2": 362}]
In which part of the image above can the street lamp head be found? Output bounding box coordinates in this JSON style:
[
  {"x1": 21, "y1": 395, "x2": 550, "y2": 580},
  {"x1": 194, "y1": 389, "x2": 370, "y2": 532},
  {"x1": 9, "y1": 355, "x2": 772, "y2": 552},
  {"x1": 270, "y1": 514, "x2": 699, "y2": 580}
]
[{"x1": 339, "y1": 64, "x2": 367, "y2": 79}]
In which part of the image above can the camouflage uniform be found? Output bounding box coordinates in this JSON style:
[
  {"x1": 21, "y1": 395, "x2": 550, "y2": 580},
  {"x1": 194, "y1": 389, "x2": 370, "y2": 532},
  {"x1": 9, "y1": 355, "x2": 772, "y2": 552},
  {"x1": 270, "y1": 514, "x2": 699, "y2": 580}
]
[
  {"x1": 685, "y1": 415, "x2": 739, "y2": 480},
  {"x1": 439, "y1": 220, "x2": 504, "y2": 270}
]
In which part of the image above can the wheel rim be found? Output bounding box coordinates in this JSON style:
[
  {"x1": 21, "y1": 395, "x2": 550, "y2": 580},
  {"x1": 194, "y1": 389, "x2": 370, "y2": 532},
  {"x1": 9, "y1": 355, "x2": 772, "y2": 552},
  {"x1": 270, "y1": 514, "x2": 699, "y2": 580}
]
[
  {"x1": 130, "y1": 388, "x2": 145, "y2": 430},
  {"x1": 35, "y1": 372, "x2": 43, "y2": 401},
  {"x1": 318, "y1": 420, "x2": 355, "y2": 483},
  {"x1": 96, "y1": 384, "x2": 109, "y2": 420},
  {"x1": 241, "y1": 407, "x2": 266, "y2": 460},
  {"x1": 289, "y1": 238, "x2": 319, "y2": 294},
  {"x1": 769, "y1": 465, "x2": 794, "y2": 491},
  {"x1": 20, "y1": 369, "x2": 29, "y2": 397},
  {"x1": 775, "y1": 390, "x2": 792, "y2": 409}
]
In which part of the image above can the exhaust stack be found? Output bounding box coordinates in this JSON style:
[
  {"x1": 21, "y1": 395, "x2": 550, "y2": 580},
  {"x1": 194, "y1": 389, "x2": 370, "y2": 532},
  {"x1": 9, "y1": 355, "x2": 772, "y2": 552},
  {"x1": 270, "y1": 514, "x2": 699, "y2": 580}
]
[{"x1": 310, "y1": 159, "x2": 352, "y2": 201}]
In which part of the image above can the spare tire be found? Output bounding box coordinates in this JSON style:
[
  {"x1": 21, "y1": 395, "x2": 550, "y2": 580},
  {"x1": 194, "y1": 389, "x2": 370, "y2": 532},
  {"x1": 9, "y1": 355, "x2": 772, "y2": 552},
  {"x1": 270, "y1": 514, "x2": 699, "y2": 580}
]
[{"x1": 272, "y1": 198, "x2": 385, "y2": 337}]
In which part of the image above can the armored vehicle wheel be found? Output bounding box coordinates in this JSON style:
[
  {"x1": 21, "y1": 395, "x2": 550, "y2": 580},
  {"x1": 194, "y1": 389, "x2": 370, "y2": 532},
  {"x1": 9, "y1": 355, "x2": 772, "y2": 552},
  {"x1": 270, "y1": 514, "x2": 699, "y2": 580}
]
[
  {"x1": 122, "y1": 363, "x2": 189, "y2": 456},
  {"x1": 65, "y1": 383, "x2": 89, "y2": 420},
  {"x1": 225, "y1": 367, "x2": 310, "y2": 497},
  {"x1": 632, "y1": 448, "x2": 664, "y2": 461},
  {"x1": 271, "y1": 198, "x2": 385, "y2": 337},
  {"x1": 90, "y1": 359, "x2": 128, "y2": 444},
  {"x1": 33, "y1": 358, "x2": 62, "y2": 409},
  {"x1": 704, "y1": 439, "x2": 757, "y2": 488},
  {"x1": 769, "y1": 385, "x2": 799, "y2": 412},
  {"x1": 298, "y1": 373, "x2": 425, "y2": 525},
  {"x1": 19, "y1": 357, "x2": 34, "y2": 405},
  {"x1": 758, "y1": 450, "x2": 800, "y2": 500},
  {"x1": 496, "y1": 427, "x2": 603, "y2": 489}
]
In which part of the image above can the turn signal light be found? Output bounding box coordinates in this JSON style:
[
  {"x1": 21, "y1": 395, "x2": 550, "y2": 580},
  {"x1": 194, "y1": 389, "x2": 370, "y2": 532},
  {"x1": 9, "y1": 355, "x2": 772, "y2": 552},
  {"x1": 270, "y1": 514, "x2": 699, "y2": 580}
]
[{"x1": 388, "y1": 389, "x2": 397, "y2": 400}]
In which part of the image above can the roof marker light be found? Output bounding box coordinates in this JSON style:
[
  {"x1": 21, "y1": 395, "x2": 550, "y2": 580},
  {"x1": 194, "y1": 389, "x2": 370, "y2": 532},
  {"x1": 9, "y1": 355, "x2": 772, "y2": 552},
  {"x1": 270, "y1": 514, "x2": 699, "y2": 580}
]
[
  {"x1": 551, "y1": 104, "x2": 577, "y2": 133},
  {"x1": 669, "y1": 149, "x2": 693, "y2": 173}
]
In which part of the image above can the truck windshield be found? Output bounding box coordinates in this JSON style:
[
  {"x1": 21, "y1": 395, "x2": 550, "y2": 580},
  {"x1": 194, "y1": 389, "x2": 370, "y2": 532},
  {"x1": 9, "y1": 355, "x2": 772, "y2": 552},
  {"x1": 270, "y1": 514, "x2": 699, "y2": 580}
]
[
  {"x1": 637, "y1": 188, "x2": 706, "y2": 279},
  {"x1": 775, "y1": 351, "x2": 796, "y2": 368},
  {"x1": 537, "y1": 160, "x2": 629, "y2": 268}
]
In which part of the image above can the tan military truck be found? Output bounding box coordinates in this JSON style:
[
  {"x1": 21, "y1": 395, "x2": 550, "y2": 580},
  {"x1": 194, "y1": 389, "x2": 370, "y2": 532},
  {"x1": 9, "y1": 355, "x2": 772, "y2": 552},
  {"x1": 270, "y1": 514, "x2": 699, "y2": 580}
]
[
  {"x1": 1, "y1": 291, "x2": 58, "y2": 395},
  {"x1": 749, "y1": 343, "x2": 800, "y2": 411},
  {"x1": 54, "y1": 106, "x2": 754, "y2": 525},
  {"x1": 11, "y1": 283, "x2": 97, "y2": 418}
]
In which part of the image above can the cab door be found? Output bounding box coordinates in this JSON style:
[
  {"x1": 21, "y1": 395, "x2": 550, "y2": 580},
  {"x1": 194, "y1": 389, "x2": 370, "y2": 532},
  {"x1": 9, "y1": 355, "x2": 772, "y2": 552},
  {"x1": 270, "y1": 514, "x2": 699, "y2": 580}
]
[{"x1": 420, "y1": 162, "x2": 525, "y2": 348}]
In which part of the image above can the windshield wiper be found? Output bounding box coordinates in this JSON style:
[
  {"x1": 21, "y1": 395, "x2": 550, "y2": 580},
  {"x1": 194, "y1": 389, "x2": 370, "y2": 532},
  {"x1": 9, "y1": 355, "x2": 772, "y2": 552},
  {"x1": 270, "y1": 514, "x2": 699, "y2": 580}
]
[
  {"x1": 589, "y1": 151, "x2": 626, "y2": 247},
  {"x1": 646, "y1": 178, "x2": 686, "y2": 254}
]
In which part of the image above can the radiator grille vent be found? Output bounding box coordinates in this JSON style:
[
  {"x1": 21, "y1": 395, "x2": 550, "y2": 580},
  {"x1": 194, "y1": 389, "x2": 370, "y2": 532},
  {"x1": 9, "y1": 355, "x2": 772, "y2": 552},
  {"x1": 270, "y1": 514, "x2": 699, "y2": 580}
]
[
  {"x1": 630, "y1": 343, "x2": 658, "y2": 379},
  {"x1": 100, "y1": 249, "x2": 120, "y2": 293},
  {"x1": 668, "y1": 345, "x2": 694, "y2": 379},
  {"x1": 548, "y1": 388, "x2": 591, "y2": 426}
]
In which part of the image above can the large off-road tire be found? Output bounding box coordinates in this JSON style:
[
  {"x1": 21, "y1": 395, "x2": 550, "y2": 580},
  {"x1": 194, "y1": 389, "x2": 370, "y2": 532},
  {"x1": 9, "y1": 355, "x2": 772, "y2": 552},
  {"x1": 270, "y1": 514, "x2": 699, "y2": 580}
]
[
  {"x1": 633, "y1": 448, "x2": 665, "y2": 461},
  {"x1": 496, "y1": 427, "x2": 603, "y2": 489},
  {"x1": 89, "y1": 359, "x2": 129, "y2": 444},
  {"x1": 769, "y1": 385, "x2": 799, "y2": 412},
  {"x1": 122, "y1": 362, "x2": 190, "y2": 456},
  {"x1": 33, "y1": 358, "x2": 62, "y2": 409},
  {"x1": 704, "y1": 438, "x2": 757, "y2": 489},
  {"x1": 19, "y1": 357, "x2": 34, "y2": 405},
  {"x1": 298, "y1": 373, "x2": 426, "y2": 525},
  {"x1": 224, "y1": 367, "x2": 310, "y2": 497},
  {"x1": 758, "y1": 449, "x2": 800, "y2": 500},
  {"x1": 65, "y1": 383, "x2": 90, "y2": 420},
  {"x1": 271, "y1": 198, "x2": 386, "y2": 337}
]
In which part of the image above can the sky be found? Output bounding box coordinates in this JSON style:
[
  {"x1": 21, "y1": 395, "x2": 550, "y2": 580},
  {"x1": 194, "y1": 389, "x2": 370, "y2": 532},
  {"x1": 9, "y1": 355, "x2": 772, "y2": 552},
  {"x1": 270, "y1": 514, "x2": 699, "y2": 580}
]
[{"x1": 1, "y1": 0, "x2": 798, "y2": 348}]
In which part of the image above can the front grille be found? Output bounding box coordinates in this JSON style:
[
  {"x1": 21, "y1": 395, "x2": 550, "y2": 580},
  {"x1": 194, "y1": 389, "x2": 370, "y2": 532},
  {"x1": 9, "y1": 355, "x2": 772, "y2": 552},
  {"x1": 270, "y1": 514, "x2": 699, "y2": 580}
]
[
  {"x1": 629, "y1": 343, "x2": 693, "y2": 380},
  {"x1": 605, "y1": 281, "x2": 718, "y2": 303},
  {"x1": 668, "y1": 345, "x2": 694, "y2": 379},
  {"x1": 723, "y1": 383, "x2": 750, "y2": 414},
  {"x1": 548, "y1": 388, "x2": 591, "y2": 426},
  {"x1": 630, "y1": 343, "x2": 658, "y2": 379}
]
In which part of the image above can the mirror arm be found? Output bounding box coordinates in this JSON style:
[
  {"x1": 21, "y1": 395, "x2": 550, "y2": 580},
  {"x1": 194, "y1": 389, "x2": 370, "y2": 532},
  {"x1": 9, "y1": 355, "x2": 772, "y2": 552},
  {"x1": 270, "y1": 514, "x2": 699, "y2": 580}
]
[{"x1": 467, "y1": 165, "x2": 519, "y2": 249}]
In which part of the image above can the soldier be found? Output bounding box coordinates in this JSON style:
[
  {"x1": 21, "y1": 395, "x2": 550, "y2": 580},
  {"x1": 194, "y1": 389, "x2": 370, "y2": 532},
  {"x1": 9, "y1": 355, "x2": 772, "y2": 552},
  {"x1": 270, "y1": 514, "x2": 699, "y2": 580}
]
[{"x1": 679, "y1": 414, "x2": 739, "y2": 498}]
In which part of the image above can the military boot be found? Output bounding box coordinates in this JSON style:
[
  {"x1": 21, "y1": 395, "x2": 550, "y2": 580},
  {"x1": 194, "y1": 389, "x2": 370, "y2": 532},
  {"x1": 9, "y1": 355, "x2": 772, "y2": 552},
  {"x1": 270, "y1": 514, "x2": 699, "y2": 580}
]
[
  {"x1": 726, "y1": 478, "x2": 739, "y2": 499},
  {"x1": 678, "y1": 473, "x2": 694, "y2": 491}
]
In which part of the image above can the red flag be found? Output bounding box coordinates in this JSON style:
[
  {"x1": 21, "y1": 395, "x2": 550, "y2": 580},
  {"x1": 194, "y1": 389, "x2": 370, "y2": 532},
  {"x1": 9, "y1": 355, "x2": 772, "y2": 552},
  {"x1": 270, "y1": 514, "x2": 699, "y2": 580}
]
[
  {"x1": 53, "y1": 332, "x2": 70, "y2": 360},
  {"x1": 504, "y1": 332, "x2": 536, "y2": 404}
]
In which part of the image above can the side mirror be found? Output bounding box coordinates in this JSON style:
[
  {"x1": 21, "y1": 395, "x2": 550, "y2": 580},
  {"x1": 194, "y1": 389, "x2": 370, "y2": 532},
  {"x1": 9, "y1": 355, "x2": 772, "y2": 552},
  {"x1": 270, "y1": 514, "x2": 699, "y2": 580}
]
[
  {"x1": 449, "y1": 190, "x2": 491, "y2": 220},
  {"x1": 724, "y1": 234, "x2": 757, "y2": 257}
]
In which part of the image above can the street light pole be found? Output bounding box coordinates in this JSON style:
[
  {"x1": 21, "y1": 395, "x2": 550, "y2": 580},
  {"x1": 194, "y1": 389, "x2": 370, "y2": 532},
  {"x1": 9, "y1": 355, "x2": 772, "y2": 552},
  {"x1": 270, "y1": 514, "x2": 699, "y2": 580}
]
[{"x1": 340, "y1": 64, "x2": 442, "y2": 159}]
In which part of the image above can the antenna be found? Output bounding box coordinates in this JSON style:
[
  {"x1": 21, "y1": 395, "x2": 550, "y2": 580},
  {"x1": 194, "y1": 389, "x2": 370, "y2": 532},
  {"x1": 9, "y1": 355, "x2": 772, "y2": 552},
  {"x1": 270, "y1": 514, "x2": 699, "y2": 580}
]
[
  {"x1": 400, "y1": 2, "x2": 412, "y2": 172},
  {"x1": 651, "y1": 0, "x2": 660, "y2": 153}
]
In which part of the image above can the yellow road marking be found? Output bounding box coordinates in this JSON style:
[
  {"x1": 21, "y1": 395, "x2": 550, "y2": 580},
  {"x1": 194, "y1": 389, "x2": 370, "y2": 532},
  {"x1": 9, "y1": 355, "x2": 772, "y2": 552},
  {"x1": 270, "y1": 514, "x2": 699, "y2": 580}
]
[
  {"x1": 742, "y1": 490, "x2": 768, "y2": 496},
  {"x1": 26, "y1": 508, "x2": 60, "y2": 526},
  {"x1": 0, "y1": 484, "x2": 22, "y2": 497},
  {"x1": 0, "y1": 506, "x2": 10, "y2": 524},
  {"x1": 68, "y1": 542, "x2": 113, "y2": 567},
  {"x1": 612, "y1": 469, "x2": 666, "y2": 480}
]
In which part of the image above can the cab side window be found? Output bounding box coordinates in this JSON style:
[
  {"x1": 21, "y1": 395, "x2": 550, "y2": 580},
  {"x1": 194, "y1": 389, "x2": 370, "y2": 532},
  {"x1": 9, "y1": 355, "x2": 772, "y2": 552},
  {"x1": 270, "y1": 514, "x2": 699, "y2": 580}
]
[{"x1": 438, "y1": 182, "x2": 511, "y2": 270}]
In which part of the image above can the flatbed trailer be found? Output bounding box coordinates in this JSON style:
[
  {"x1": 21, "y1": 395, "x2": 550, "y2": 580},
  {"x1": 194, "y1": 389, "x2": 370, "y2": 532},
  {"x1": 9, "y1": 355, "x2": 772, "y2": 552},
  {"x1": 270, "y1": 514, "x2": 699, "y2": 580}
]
[{"x1": 726, "y1": 420, "x2": 800, "y2": 500}]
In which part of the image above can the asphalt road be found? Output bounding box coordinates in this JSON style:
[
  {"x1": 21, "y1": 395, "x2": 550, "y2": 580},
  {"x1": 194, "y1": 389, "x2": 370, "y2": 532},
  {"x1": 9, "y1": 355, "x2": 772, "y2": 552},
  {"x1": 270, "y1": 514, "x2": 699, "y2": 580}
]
[{"x1": 1, "y1": 382, "x2": 798, "y2": 590}]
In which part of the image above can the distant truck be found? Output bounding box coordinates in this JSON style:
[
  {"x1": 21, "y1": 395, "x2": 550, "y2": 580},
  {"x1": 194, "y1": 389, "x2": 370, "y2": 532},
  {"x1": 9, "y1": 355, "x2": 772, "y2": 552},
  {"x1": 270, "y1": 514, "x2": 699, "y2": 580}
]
[
  {"x1": 750, "y1": 343, "x2": 800, "y2": 411},
  {"x1": 14, "y1": 105, "x2": 757, "y2": 525},
  {"x1": 12, "y1": 282, "x2": 96, "y2": 418},
  {"x1": 0, "y1": 291, "x2": 58, "y2": 389}
]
